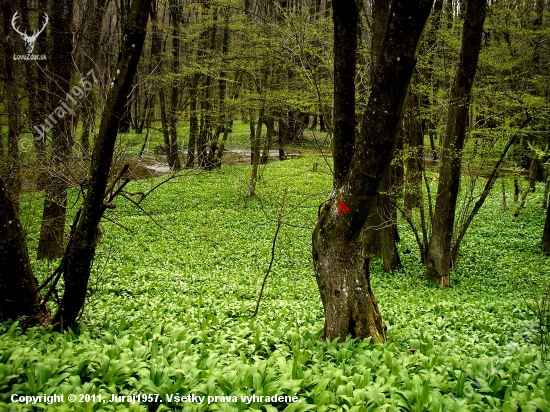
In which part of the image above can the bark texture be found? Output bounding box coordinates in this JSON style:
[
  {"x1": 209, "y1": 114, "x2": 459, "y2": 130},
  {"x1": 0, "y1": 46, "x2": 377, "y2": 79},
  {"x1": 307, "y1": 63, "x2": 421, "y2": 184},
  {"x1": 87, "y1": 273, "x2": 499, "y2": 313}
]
[
  {"x1": 313, "y1": 0, "x2": 432, "y2": 342},
  {"x1": 1, "y1": 0, "x2": 21, "y2": 211},
  {"x1": 331, "y1": 0, "x2": 357, "y2": 188},
  {"x1": 425, "y1": 0, "x2": 487, "y2": 288},
  {"x1": 0, "y1": 179, "x2": 44, "y2": 322},
  {"x1": 37, "y1": 0, "x2": 74, "y2": 260},
  {"x1": 363, "y1": 0, "x2": 401, "y2": 274},
  {"x1": 52, "y1": 0, "x2": 152, "y2": 330}
]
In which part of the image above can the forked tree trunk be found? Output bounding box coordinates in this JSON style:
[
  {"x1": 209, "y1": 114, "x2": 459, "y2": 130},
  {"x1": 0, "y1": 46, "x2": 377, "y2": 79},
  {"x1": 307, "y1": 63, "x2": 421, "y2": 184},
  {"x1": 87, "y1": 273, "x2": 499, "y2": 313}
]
[
  {"x1": 425, "y1": 0, "x2": 487, "y2": 288},
  {"x1": 313, "y1": 0, "x2": 432, "y2": 342},
  {"x1": 52, "y1": 0, "x2": 152, "y2": 330},
  {"x1": 0, "y1": 179, "x2": 45, "y2": 322}
]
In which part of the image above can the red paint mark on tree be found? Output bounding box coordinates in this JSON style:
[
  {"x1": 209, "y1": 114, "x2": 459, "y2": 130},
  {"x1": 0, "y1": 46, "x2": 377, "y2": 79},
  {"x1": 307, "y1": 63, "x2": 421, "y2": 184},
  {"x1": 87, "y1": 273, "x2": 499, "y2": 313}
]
[{"x1": 337, "y1": 199, "x2": 351, "y2": 216}]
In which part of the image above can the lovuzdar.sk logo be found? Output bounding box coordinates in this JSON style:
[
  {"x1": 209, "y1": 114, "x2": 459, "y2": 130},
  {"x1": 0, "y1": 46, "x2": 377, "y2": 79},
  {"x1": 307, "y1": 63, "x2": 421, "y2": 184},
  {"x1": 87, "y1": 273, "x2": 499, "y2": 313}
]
[{"x1": 12, "y1": 10, "x2": 48, "y2": 61}]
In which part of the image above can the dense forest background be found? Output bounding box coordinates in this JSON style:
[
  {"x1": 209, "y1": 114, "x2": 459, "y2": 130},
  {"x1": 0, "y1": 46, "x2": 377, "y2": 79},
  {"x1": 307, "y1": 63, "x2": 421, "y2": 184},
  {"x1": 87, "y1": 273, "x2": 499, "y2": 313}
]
[{"x1": 1, "y1": 0, "x2": 550, "y2": 410}]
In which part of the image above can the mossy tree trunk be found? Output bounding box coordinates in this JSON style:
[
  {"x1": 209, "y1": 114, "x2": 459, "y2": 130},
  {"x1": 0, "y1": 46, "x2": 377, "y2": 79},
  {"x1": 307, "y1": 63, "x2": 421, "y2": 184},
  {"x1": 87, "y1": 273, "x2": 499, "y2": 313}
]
[{"x1": 313, "y1": 0, "x2": 432, "y2": 342}]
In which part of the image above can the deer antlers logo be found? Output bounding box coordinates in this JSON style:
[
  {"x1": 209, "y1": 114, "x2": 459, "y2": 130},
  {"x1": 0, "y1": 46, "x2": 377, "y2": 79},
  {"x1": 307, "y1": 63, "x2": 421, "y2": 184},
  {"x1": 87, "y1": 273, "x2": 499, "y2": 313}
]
[{"x1": 11, "y1": 11, "x2": 49, "y2": 55}]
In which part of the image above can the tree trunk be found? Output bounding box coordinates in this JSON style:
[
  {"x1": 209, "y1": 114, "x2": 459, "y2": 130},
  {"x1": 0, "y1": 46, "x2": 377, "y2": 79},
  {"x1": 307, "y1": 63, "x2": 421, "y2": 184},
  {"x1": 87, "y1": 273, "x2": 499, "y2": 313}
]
[
  {"x1": 543, "y1": 178, "x2": 549, "y2": 210},
  {"x1": 363, "y1": 0, "x2": 401, "y2": 273},
  {"x1": 34, "y1": 10, "x2": 50, "y2": 190},
  {"x1": 168, "y1": 0, "x2": 182, "y2": 171},
  {"x1": 261, "y1": 116, "x2": 275, "y2": 164},
  {"x1": 1, "y1": 0, "x2": 22, "y2": 212},
  {"x1": 186, "y1": 73, "x2": 199, "y2": 168},
  {"x1": 79, "y1": 0, "x2": 108, "y2": 157},
  {"x1": 158, "y1": 88, "x2": 173, "y2": 162},
  {"x1": 331, "y1": 0, "x2": 358, "y2": 188},
  {"x1": 198, "y1": 7, "x2": 217, "y2": 169},
  {"x1": 403, "y1": 90, "x2": 424, "y2": 211},
  {"x1": 52, "y1": 0, "x2": 152, "y2": 330},
  {"x1": 371, "y1": 0, "x2": 389, "y2": 68},
  {"x1": 543, "y1": 196, "x2": 550, "y2": 253},
  {"x1": 209, "y1": 7, "x2": 231, "y2": 168},
  {"x1": 425, "y1": 0, "x2": 487, "y2": 288},
  {"x1": 22, "y1": 2, "x2": 50, "y2": 189},
  {"x1": 319, "y1": 114, "x2": 327, "y2": 132},
  {"x1": 249, "y1": 109, "x2": 256, "y2": 165},
  {"x1": 37, "y1": 0, "x2": 75, "y2": 260},
  {"x1": 248, "y1": 111, "x2": 263, "y2": 197},
  {"x1": 150, "y1": 0, "x2": 175, "y2": 169},
  {"x1": 313, "y1": 0, "x2": 432, "y2": 342},
  {"x1": 0, "y1": 179, "x2": 45, "y2": 323},
  {"x1": 278, "y1": 113, "x2": 288, "y2": 160},
  {"x1": 423, "y1": 0, "x2": 444, "y2": 162}
]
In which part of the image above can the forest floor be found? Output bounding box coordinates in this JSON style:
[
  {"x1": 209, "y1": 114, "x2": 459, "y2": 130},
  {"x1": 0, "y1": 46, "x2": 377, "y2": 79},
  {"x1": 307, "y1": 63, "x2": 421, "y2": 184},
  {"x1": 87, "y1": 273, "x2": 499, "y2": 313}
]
[{"x1": 2, "y1": 152, "x2": 550, "y2": 411}]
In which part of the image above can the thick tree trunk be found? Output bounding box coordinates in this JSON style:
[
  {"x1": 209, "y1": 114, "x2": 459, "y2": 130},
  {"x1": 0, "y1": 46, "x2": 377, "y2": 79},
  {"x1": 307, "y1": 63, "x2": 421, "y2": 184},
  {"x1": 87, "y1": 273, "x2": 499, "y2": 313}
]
[
  {"x1": 1, "y1": 0, "x2": 21, "y2": 212},
  {"x1": 313, "y1": 0, "x2": 432, "y2": 342},
  {"x1": 363, "y1": 0, "x2": 400, "y2": 273},
  {"x1": 425, "y1": 0, "x2": 487, "y2": 288},
  {"x1": 22, "y1": 2, "x2": 50, "y2": 188},
  {"x1": 371, "y1": 0, "x2": 389, "y2": 68},
  {"x1": 0, "y1": 179, "x2": 45, "y2": 322},
  {"x1": 33, "y1": 11, "x2": 50, "y2": 190},
  {"x1": 37, "y1": 0, "x2": 75, "y2": 260},
  {"x1": 331, "y1": 0, "x2": 357, "y2": 188},
  {"x1": 278, "y1": 114, "x2": 288, "y2": 160},
  {"x1": 52, "y1": 0, "x2": 151, "y2": 330}
]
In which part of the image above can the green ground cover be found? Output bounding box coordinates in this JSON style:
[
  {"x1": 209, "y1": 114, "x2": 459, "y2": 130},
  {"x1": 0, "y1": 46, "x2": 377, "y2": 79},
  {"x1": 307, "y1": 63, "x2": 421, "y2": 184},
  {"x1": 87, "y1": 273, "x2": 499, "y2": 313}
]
[{"x1": 1, "y1": 157, "x2": 549, "y2": 411}]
